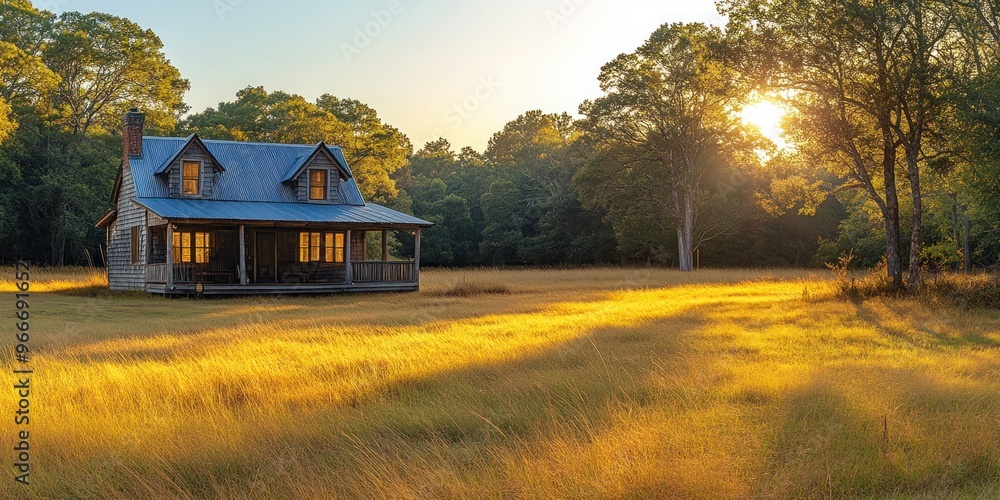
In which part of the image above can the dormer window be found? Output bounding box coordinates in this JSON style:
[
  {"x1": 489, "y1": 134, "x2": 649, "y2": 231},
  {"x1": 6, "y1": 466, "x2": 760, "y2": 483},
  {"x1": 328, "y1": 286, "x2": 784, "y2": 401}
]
[
  {"x1": 309, "y1": 169, "x2": 327, "y2": 200},
  {"x1": 182, "y1": 161, "x2": 201, "y2": 195}
]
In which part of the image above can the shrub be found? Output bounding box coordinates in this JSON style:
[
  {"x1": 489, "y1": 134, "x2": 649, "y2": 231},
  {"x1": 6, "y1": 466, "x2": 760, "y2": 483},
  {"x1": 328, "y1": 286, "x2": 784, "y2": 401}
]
[
  {"x1": 924, "y1": 273, "x2": 1000, "y2": 308},
  {"x1": 827, "y1": 253, "x2": 898, "y2": 300}
]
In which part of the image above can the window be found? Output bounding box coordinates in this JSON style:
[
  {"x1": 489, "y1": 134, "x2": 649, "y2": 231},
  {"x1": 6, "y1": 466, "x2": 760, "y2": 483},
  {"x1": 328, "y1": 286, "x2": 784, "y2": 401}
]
[
  {"x1": 194, "y1": 232, "x2": 211, "y2": 263},
  {"x1": 182, "y1": 161, "x2": 200, "y2": 195},
  {"x1": 172, "y1": 231, "x2": 210, "y2": 263},
  {"x1": 298, "y1": 232, "x2": 344, "y2": 263},
  {"x1": 130, "y1": 226, "x2": 140, "y2": 264},
  {"x1": 326, "y1": 233, "x2": 345, "y2": 263},
  {"x1": 309, "y1": 169, "x2": 327, "y2": 200}
]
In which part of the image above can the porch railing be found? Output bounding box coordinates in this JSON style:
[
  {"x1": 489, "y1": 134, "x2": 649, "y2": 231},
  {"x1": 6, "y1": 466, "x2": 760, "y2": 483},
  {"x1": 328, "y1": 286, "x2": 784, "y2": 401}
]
[
  {"x1": 146, "y1": 263, "x2": 169, "y2": 283},
  {"x1": 352, "y1": 261, "x2": 415, "y2": 283},
  {"x1": 148, "y1": 261, "x2": 414, "y2": 285},
  {"x1": 145, "y1": 263, "x2": 238, "y2": 284}
]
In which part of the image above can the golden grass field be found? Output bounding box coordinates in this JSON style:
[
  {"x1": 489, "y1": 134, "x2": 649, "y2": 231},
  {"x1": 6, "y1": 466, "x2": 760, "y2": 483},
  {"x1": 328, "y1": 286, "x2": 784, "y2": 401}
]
[{"x1": 0, "y1": 266, "x2": 997, "y2": 498}]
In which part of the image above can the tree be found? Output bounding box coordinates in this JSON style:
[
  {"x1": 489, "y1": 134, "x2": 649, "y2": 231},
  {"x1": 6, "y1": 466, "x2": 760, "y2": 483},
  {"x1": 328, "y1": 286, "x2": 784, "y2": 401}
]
[
  {"x1": 44, "y1": 11, "x2": 189, "y2": 135},
  {"x1": 0, "y1": 0, "x2": 57, "y2": 142},
  {"x1": 579, "y1": 23, "x2": 755, "y2": 271},
  {"x1": 479, "y1": 178, "x2": 523, "y2": 264},
  {"x1": 721, "y1": 0, "x2": 953, "y2": 289},
  {"x1": 888, "y1": 0, "x2": 956, "y2": 289}
]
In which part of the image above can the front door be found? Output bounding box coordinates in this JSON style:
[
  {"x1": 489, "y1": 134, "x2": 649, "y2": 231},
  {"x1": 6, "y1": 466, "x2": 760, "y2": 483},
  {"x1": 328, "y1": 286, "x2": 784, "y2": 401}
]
[{"x1": 255, "y1": 231, "x2": 276, "y2": 283}]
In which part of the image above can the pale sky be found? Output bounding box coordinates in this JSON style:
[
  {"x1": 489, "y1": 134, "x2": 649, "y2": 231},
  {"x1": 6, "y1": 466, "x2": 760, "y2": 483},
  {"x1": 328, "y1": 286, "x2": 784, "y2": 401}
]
[{"x1": 32, "y1": 0, "x2": 724, "y2": 151}]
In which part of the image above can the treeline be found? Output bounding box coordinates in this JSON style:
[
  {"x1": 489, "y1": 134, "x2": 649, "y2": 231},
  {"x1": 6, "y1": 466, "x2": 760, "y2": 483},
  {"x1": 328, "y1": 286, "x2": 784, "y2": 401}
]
[{"x1": 3, "y1": 0, "x2": 1000, "y2": 286}]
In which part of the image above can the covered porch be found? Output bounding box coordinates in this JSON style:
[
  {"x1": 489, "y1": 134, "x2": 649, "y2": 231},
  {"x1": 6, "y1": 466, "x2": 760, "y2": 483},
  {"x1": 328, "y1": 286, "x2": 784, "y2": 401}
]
[{"x1": 144, "y1": 222, "x2": 423, "y2": 295}]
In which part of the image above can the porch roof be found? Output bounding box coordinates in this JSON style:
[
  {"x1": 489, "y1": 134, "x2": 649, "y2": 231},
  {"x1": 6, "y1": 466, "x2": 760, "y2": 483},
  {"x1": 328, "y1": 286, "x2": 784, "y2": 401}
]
[{"x1": 133, "y1": 197, "x2": 433, "y2": 227}]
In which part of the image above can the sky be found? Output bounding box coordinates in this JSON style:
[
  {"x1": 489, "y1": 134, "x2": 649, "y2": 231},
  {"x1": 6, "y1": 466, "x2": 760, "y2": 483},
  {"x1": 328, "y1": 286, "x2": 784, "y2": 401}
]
[{"x1": 32, "y1": 0, "x2": 724, "y2": 152}]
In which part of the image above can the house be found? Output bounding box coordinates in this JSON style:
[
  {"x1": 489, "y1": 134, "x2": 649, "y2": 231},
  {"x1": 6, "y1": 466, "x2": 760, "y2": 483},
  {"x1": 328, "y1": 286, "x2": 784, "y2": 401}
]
[{"x1": 96, "y1": 109, "x2": 432, "y2": 295}]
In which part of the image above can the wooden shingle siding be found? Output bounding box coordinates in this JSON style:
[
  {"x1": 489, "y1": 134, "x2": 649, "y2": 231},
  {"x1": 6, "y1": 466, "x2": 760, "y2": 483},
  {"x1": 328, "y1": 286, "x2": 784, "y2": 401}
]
[
  {"x1": 351, "y1": 230, "x2": 366, "y2": 261},
  {"x1": 108, "y1": 163, "x2": 147, "y2": 291},
  {"x1": 295, "y1": 153, "x2": 342, "y2": 204},
  {"x1": 167, "y1": 142, "x2": 216, "y2": 198}
]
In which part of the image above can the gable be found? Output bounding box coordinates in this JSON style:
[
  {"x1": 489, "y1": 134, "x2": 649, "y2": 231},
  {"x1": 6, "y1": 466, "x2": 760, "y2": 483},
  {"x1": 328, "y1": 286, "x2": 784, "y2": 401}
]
[
  {"x1": 292, "y1": 152, "x2": 344, "y2": 203},
  {"x1": 155, "y1": 135, "x2": 225, "y2": 175},
  {"x1": 281, "y1": 142, "x2": 351, "y2": 183}
]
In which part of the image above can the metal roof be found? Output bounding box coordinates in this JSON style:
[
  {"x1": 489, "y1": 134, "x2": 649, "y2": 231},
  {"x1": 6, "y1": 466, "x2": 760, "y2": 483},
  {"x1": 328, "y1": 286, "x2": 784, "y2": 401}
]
[
  {"x1": 133, "y1": 197, "x2": 433, "y2": 227},
  {"x1": 130, "y1": 136, "x2": 365, "y2": 206}
]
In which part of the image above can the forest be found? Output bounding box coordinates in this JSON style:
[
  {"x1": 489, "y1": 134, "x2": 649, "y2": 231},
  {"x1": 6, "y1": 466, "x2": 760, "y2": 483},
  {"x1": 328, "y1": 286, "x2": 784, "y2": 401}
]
[{"x1": 3, "y1": 0, "x2": 1000, "y2": 292}]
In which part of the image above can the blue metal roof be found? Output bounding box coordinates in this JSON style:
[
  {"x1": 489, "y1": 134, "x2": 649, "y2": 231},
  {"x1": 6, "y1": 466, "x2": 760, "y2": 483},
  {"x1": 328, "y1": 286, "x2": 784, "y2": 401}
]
[
  {"x1": 133, "y1": 197, "x2": 433, "y2": 227},
  {"x1": 130, "y1": 136, "x2": 365, "y2": 206}
]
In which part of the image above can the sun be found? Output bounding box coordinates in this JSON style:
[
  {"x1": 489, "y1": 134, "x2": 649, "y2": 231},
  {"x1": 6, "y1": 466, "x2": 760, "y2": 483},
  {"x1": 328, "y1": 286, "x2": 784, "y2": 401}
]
[{"x1": 740, "y1": 99, "x2": 789, "y2": 150}]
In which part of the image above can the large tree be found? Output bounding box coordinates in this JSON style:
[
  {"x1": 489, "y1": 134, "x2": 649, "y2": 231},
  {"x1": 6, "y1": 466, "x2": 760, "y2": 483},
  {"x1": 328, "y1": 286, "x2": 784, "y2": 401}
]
[
  {"x1": 44, "y1": 11, "x2": 189, "y2": 135},
  {"x1": 722, "y1": 0, "x2": 960, "y2": 289},
  {"x1": 578, "y1": 23, "x2": 755, "y2": 271},
  {"x1": 0, "y1": 0, "x2": 57, "y2": 141}
]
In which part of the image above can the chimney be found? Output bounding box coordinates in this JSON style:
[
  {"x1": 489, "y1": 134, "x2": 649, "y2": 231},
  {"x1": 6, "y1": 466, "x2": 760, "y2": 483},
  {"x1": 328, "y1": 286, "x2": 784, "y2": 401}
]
[{"x1": 122, "y1": 108, "x2": 145, "y2": 158}]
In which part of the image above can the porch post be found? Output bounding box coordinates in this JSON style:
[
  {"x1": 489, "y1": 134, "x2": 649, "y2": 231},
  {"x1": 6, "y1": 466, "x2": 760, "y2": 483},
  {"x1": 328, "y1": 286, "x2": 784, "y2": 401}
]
[
  {"x1": 381, "y1": 229, "x2": 388, "y2": 261},
  {"x1": 239, "y1": 225, "x2": 247, "y2": 286},
  {"x1": 166, "y1": 222, "x2": 174, "y2": 290},
  {"x1": 345, "y1": 228, "x2": 352, "y2": 285},
  {"x1": 414, "y1": 228, "x2": 421, "y2": 283}
]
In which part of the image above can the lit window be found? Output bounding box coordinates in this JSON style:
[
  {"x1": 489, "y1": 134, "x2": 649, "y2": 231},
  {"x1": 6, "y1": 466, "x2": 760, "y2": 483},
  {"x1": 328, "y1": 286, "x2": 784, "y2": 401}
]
[
  {"x1": 333, "y1": 233, "x2": 345, "y2": 263},
  {"x1": 182, "y1": 161, "x2": 200, "y2": 195},
  {"x1": 299, "y1": 232, "x2": 310, "y2": 263},
  {"x1": 172, "y1": 231, "x2": 210, "y2": 263},
  {"x1": 299, "y1": 232, "x2": 345, "y2": 263},
  {"x1": 194, "y1": 232, "x2": 210, "y2": 264},
  {"x1": 309, "y1": 170, "x2": 327, "y2": 200},
  {"x1": 310, "y1": 232, "x2": 321, "y2": 262}
]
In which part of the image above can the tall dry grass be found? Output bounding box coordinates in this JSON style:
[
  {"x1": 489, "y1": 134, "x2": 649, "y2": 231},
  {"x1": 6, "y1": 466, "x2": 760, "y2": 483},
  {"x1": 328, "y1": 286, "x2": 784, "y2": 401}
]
[{"x1": 0, "y1": 267, "x2": 996, "y2": 498}]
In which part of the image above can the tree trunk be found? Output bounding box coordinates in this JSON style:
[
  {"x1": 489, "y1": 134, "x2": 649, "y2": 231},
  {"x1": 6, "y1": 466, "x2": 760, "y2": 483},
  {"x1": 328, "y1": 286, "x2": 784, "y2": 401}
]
[
  {"x1": 906, "y1": 151, "x2": 922, "y2": 291},
  {"x1": 882, "y1": 127, "x2": 904, "y2": 290},
  {"x1": 964, "y1": 216, "x2": 972, "y2": 274},
  {"x1": 676, "y1": 188, "x2": 696, "y2": 272}
]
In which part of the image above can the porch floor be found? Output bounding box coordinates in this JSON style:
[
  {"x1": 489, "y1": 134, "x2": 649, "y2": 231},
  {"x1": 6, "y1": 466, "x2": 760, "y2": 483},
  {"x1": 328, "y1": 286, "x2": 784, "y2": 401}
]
[{"x1": 145, "y1": 281, "x2": 419, "y2": 296}]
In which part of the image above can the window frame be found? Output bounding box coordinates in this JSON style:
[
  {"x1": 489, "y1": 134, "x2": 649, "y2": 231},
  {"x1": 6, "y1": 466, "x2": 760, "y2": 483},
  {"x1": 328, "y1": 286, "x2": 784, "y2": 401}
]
[
  {"x1": 308, "y1": 169, "x2": 328, "y2": 201},
  {"x1": 172, "y1": 230, "x2": 211, "y2": 264},
  {"x1": 181, "y1": 160, "x2": 202, "y2": 196},
  {"x1": 130, "y1": 226, "x2": 140, "y2": 264},
  {"x1": 298, "y1": 231, "x2": 345, "y2": 263}
]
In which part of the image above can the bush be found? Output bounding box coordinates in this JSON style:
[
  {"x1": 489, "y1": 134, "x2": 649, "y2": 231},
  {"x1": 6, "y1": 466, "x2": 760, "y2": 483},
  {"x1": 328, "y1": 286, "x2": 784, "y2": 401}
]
[
  {"x1": 827, "y1": 253, "x2": 899, "y2": 300},
  {"x1": 827, "y1": 252, "x2": 1000, "y2": 307},
  {"x1": 924, "y1": 273, "x2": 1000, "y2": 308}
]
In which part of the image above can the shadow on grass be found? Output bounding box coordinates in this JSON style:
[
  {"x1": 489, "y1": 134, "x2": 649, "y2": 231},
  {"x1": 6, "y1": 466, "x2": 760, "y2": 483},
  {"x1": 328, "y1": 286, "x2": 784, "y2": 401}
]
[
  {"x1": 758, "y1": 366, "x2": 999, "y2": 498},
  {"x1": 852, "y1": 301, "x2": 1000, "y2": 349}
]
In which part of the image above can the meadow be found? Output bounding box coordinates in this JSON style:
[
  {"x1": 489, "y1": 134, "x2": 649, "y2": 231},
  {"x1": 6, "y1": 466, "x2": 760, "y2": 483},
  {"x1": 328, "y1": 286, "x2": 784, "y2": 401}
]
[{"x1": 0, "y1": 267, "x2": 997, "y2": 498}]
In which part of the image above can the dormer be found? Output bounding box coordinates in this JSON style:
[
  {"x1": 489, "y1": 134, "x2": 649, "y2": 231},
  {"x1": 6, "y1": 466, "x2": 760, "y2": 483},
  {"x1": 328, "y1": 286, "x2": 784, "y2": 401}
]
[
  {"x1": 154, "y1": 135, "x2": 225, "y2": 199},
  {"x1": 281, "y1": 142, "x2": 350, "y2": 204}
]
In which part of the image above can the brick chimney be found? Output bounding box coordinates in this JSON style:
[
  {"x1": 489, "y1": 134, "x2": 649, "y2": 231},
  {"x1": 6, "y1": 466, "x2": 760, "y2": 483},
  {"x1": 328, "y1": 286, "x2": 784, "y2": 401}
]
[{"x1": 122, "y1": 108, "x2": 145, "y2": 158}]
